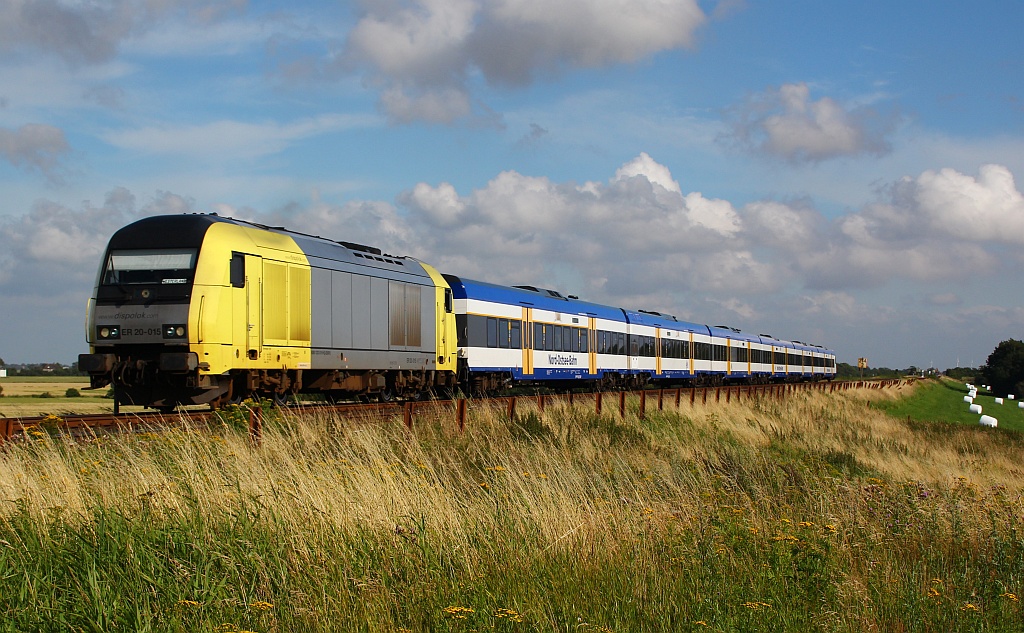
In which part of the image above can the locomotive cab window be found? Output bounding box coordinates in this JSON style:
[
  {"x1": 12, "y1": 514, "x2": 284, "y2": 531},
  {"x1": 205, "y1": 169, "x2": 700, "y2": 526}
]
[
  {"x1": 102, "y1": 249, "x2": 197, "y2": 285},
  {"x1": 230, "y1": 252, "x2": 245, "y2": 288}
]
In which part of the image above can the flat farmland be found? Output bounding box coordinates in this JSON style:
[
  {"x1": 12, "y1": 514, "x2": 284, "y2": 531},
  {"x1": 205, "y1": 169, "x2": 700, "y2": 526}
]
[{"x1": 0, "y1": 376, "x2": 146, "y2": 417}]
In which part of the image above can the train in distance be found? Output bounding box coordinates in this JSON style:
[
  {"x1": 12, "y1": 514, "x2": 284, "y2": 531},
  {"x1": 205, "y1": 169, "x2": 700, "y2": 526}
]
[{"x1": 77, "y1": 214, "x2": 836, "y2": 410}]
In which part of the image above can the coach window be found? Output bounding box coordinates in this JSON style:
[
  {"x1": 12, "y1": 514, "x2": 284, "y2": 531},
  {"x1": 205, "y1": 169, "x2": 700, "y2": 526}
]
[
  {"x1": 568, "y1": 327, "x2": 578, "y2": 352},
  {"x1": 486, "y1": 317, "x2": 498, "y2": 348},
  {"x1": 510, "y1": 321, "x2": 521, "y2": 349},
  {"x1": 498, "y1": 318, "x2": 509, "y2": 348},
  {"x1": 467, "y1": 315, "x2": 487, "y2": 347},
  {"x1": 580, "y1": 329, "x2": 588, "y2": 353}
]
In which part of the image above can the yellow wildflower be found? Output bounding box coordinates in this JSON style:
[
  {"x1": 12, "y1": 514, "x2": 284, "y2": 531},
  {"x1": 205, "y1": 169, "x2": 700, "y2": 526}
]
[
  {"x1": 443, "y1": 606, "x2": 474, "y2": 619},
  {"x1": 494, "y1": 608, "x2": 524, "y2": 622},
  {"x1": 742, "y1": 601, "x2": 772, "y2": 610}
]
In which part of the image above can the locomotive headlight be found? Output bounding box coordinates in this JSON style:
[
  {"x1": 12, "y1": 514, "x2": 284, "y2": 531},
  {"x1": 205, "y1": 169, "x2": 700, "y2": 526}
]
[
  {"x1": 97, "y1": 325, "x2": 121, "y2": 340},
  {"x1": 163, "y1": 324, "x2": 187, "y2": 339}
]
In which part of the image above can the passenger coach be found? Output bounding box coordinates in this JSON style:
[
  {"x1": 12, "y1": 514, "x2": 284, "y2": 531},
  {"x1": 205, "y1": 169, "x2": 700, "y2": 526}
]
[{"x1": 444, "y1": 275, "x2": 836, "y2": 393}]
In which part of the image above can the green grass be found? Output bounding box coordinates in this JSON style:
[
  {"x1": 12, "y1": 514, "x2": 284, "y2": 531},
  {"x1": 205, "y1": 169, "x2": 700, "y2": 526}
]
[
  {"x1": 877, "y1": 377, "x2": 1024, "y2": 432},
  {"x1": 1, "y1": 389, "x2": 1023, "y2": 631}
]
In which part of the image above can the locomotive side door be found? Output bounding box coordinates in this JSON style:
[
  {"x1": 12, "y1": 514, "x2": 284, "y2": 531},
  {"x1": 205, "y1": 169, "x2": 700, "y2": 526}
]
[{"x1": 245, "y1": 254, "x2": 262, "y2": 358}]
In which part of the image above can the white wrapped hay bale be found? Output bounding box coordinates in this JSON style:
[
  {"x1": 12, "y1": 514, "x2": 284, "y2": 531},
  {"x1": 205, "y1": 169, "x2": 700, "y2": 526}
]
[
  {"x1": 995, "y1": 397, "x2": 1004, "y2": 405},
  {"x1": 1019, "y1": 401, "x2": 1024, "y2": 409},
  {"x1": 970, "y1": 404, "x2": 983, "y2": 414},
  {"x1": 979, "y1": 415, "x2": 998, "y2": 428},
  {"x1": 1009, "y1": 395, "x2": 1015, "y2": 400},
  {"x1": 964, "y1": 396, "x2": 974, "y2": 403}
]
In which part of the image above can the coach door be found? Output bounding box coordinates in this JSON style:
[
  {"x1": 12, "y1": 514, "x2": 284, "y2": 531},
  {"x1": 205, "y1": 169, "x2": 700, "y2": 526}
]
[
  {"x1": 589, "y1": 317, "x2": 597, "y2": 376},
  {"x1": 523, "y1": 307, "x2": 534, "y2": 375}
]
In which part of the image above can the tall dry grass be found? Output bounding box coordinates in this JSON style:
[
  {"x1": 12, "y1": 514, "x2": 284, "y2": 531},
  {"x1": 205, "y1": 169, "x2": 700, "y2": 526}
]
[{"x1": 0, "y1": 383, "x2": 1021, "y2": 631}]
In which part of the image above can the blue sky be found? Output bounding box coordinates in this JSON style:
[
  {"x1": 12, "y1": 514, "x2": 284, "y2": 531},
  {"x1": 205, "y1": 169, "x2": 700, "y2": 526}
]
[{"x1": 1, "y1": 0, "x2": 1022, "y2": 370}]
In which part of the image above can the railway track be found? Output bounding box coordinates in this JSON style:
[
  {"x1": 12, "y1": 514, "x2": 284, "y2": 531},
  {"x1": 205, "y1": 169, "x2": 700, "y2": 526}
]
[{"x1": 0, "y1": 379, "x2": 907, "y2": 444}]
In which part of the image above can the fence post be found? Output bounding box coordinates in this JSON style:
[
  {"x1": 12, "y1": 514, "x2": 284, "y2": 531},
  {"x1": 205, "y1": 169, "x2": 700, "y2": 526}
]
[
  {"x1": 690, "y1": 388, "x2": 696, "y2": 405},
  {"x1": 538, "y1": 394, "x2": 546, "y2": 412},
  {"x1": 715, "y1": 387, "x2": 721, "y2": 403},
  {"x1": 658, "y1": 389, "x2": 664, "y2": 411},
  {"x1": 726, "y1": 387, "x2": 731, "y2": 403},
  {"x1": 639, "y1": 390, "x2": 647, "y2": 420},
  {"x1": 457, "y1": 398, "x2": 467, "y2": 432},
  {"x1": 619, "y1": 391, "x2": 627, "y2": 418},
  {"x1": 702, "y1": 388, "x2": 707, "y2": 405},
  {"x1": 596, "y1": 391, "x2": 603, "y2": 415},
  {"x1": 507, "y1": 397, "x2": 516, "y2": 421},
  {"x1": 675, "y1": 388, "x2": 682, "y2": 408},
  {"x1": 404, "y1": 402, "x2": 413, "y2": 429},
  {"x1": 249, "y1": 405, "x2": 262, "y2": 447}
]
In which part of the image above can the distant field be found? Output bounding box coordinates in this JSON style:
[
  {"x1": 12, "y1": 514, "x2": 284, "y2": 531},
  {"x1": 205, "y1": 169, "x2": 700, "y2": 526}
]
[{"x1": 0, "y1": 377, "x2": 148, "y2": 417}]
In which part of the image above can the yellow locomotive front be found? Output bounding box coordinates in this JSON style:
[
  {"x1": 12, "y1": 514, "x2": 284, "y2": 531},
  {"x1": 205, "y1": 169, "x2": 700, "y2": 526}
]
[{"x1": 79, "y1": 215, "x2": 256, "y2": 409}]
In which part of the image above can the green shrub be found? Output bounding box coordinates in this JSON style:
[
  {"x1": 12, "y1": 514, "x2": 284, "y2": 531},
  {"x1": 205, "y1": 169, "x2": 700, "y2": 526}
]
[{"x1": 65, "y1": 388, "x2": 81, "y2": 398}]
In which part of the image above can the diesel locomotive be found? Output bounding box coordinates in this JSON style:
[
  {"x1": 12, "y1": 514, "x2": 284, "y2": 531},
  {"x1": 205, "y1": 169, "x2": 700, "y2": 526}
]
[
  {"x1": 78, "y1": 214, "x2": 458, "y2": 410},
  {"x1": 79, "y1": 214, "x2": 835, "y2": 410}
]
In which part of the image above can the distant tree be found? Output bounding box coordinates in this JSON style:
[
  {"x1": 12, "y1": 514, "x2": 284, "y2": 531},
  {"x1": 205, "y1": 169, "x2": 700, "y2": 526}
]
[
  {"x1": 979, "y1": 340, "x2": 1024, "y2": 397},
  {"x1": 944, "y1": 367, "x2": 977, "y2": 380},
  {"x1": 0, "y1": 356, "x2": 5, "y2": 367},
  {"x1": 836, "y1": 362, "x2": 900, "y2": 379}
]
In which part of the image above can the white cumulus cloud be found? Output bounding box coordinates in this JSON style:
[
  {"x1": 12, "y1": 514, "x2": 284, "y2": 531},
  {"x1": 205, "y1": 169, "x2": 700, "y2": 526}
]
[
  {"x1": 343, "y1": 0, "x2": 707, "y2": 123},
  {"x1": 726, "y1": 82, "x2": 898, "y2": 163}
]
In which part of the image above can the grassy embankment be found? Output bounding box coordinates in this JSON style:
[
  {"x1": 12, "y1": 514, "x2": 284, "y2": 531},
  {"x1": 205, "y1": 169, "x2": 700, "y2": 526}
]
[
  {"x1": 876, "y1": 376, "x2": 1024, "y2": 432},
  {"x1": 1, "y1": 381, "x2": 1022, "y2": 632}
]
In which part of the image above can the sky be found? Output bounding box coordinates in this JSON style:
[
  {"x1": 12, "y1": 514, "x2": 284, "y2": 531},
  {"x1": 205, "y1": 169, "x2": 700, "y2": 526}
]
[{"x1": 1, "y1": 0, "x2": 1022, "y2": 370}]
